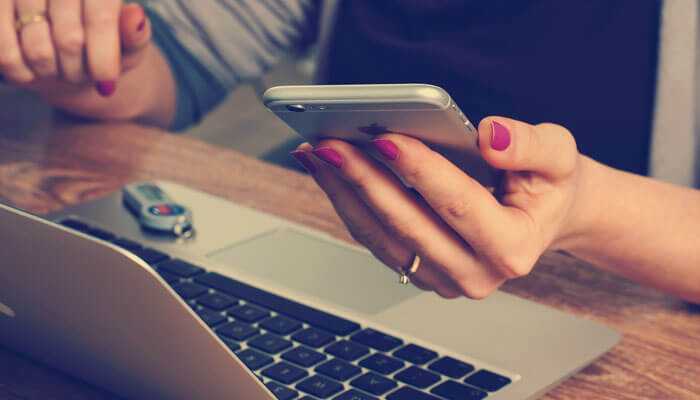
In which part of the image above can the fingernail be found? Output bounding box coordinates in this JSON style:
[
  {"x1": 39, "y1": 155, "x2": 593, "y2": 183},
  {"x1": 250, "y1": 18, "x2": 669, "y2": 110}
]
[
  {"x1": 312, "y1": 147, "x2": 343, "y2": 168},
  {"x1": 490, "y1": 120, "x2": 511, "y2": 151},
  {"x1": 137, "y1": 18, "x2": 147, "y2": 32},
  {"x1": 290, "y1": 150, "x2": 317, "y2": 173},
  {"x1": 371, "y1": 139, "x2": 399, "y2": 161},
  {"x1": 96, "y1": 81, "x2": 116, "y2": 97}
]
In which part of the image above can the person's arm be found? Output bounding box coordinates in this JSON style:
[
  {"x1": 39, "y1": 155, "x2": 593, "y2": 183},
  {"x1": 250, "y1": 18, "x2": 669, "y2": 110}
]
[
  {"x1": 0, "y1": 2, "x2": 173, "y2": 126},
  {"x1": 559, "y1": 158, "x2": 700, "y2": 303},
  {"x1": 290, "y1": 117, "x2": 700, "y2": 304},
  {"x1": 2, "y1": 0, "x2": 319, "y2": 130},
  {"x1": 121, "y1": 0, "x2": 322, "y2": 131}
]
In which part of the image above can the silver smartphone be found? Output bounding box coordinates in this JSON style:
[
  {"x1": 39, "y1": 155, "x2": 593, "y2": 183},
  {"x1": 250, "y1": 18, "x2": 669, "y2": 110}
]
[{"x1": 263, "y1": 83, "x2": 498, "y2": 187}]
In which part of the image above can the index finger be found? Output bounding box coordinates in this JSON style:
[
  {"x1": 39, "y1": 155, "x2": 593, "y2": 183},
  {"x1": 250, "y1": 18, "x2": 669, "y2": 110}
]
[
  {"x1": 370, "y1": 134, "x2": 531, "y2": 260},
  {"x1": 83, "y1": 0, "x2": 121, "y2": 82}
]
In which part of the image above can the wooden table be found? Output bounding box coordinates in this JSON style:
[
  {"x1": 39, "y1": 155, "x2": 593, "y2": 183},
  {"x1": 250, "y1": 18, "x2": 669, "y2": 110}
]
[{"x1": 0, "y1": 107, "x2": 698, "y2": 399}]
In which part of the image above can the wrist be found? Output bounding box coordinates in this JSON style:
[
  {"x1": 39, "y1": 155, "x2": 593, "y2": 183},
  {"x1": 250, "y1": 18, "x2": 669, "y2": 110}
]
[{"x1": 551, "y1": 155, "x2": 609, "y2": 255}]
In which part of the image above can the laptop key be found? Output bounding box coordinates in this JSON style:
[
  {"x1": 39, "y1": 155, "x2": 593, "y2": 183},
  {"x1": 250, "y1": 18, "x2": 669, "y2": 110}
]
[
  {"x1": 249, "y1": 333, "x2": 294, "y2": 354},
  {"x1": 157, "y1": 259, "x2": 205, "y2": 278},
  {"x1": 431, "y1": 380, "x2": 487, "y2": 400},
  {"x1": 172, "y1": 282, "x2": 208, "y2": 300},
  {"x1": 428, "y1": 357, "x2": 474, "y2": 379},
  {"x1": 282, "y1": 347, "x2": 326, "y2": 368},
  {"x1": 262, "y1": 362, "x2": 309, "y2": 384},
  {"x1": 86, "y1": 227, "x2": 116, "y2": 241},
  {"x1": 197, "y1": 292, "x2": 238, "y2": 311},
  {"x1": 393, "y1": 344, "x2": 438, "y2": 365},
  {"x1": 111, "y1": 237, "x2": 143, "y2": 252},
  {"x1": 292, "y1": 328, "x2": 335, "y2": 348},
  {"x1": 296, "y1": 375, "x2": 343, "y2": 399},
  {"x1": 350, "y1": 328, "x2": 403, "y2": 352},
  {"x1": 395, "y1": 366, "x2": 440, "y2": 389},
  {"x1": 350, "y1": 372, "x2": 397, "y2": 396},
  {"x1": 156, "y1": 270, "x2": 180, "y2": 285},
  {"x1": 220, "y1": 338, "x2": 241, "y2": 352},
  {"x1": 324, "y1": 340, "x2": 369, "y2": 362},
  {"x1": 388, "y1": 386, "x2": 442, "y2": 400},
  {"x1": 334, "y1": 389, "x2": 378, "y2": 400},
  {"x1": 359, "y1": 353, "x2": 404, "y2": 375},
  {"x1": 236, "y1": 348, "x2": 274, "y2": 370},
  {"x1": 315, "y1": 359, "x2": 361, "y2": 381},
  {"x1": 217, "y1": 321, "x2": 259, "y2": 341},
  {"x1": 195, "y1": 307, "x2": 226, "y2": 327},
  {"x1": 195, "y1": 273, "x2": 361, "y2": 335},
  {"x1": 132, "y1": 248, "x2": 169, "y2": 265},
  {"x1": 464, "y1": 369, "x2": 511, "y2": 392},
  {"x1": 228, "y1": 304, "x2": 270, "y2": 323},
  {"x1": 60, "y1": 219, "x2": 91, "y2": 232},
  {"x1": 266, "y1": 381, "x2": 299, "y2": 400},
  {"x1": 261, "y1": 316, "x2": 303, "y2": 335}
]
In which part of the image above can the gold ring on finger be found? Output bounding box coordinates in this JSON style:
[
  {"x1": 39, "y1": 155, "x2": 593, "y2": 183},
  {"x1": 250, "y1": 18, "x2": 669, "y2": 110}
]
[
  {"x1": 15, "y1": 12, "x2": 49, "y2": 32},
  {"x1": 399, "y1": 254, "x2": 421, "y2": 285}
]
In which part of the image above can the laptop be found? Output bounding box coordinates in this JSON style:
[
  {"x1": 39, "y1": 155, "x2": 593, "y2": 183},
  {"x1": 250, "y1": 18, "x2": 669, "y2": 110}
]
[{"x1": 0, "y1": 181, "x2": 619, "y2": 400}]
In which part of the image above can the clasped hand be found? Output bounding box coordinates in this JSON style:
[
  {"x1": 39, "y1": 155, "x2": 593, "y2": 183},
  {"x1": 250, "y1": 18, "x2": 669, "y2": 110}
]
[{"x1": 1, "y1": 0, "x2": 150, "y2": 96}]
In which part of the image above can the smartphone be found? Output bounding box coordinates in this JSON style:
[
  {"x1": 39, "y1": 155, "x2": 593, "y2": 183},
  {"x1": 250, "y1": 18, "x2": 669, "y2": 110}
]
[{"x1": 263, "y1": 84, "x2": 497, "y2": 187}]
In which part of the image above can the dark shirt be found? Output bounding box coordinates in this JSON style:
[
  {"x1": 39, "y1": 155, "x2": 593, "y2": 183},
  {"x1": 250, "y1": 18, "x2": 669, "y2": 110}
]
[{"x1": 326, "y1": 0, "x2": 661, "y2": 175}]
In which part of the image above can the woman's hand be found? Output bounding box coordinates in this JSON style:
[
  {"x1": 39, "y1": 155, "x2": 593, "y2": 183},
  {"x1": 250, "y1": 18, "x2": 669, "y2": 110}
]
[
  {"x1": 291, "y1": 117, "x2": 587, "y2": 299},
  {"x1": 1, "y1": 0, "x2": 152, "y2": 97}
]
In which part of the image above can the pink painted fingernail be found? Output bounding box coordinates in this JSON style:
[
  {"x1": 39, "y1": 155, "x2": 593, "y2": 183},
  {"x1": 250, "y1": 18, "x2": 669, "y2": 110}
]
[
  {"x1": 312, "y1": 147, "x2": 343, "y2": 168},
  {"x1": 290, "y1": 150, "x2": 317, "y2": 173},
  {"x1": 371, "y1": 139, "x2": 399, "y2": 161},
  {"x1": 490, "y1": 120, "x2": 511, "y2": 151},
  {"x1": 96, "y1": 81, "x2": 116, "y2": 97}
]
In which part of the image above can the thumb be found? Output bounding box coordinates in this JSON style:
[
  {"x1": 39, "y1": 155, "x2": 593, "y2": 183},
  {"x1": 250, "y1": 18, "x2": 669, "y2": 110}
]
[
  {"x1": 119, "y1": 3, "x2": 151, "y2": 56},
  {"x1": 477, "y1": 117, "x2": 579, "y2": 180}
]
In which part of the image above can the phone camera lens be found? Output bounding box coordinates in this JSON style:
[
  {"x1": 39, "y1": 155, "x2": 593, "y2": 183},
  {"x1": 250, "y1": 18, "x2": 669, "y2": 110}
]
[{"x1": 286, "y1": 104, "x2": 306, "y2": 112}]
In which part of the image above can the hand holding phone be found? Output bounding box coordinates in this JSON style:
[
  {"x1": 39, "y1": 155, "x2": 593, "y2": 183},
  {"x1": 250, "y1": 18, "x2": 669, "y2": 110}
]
[{"x1": 263, "y1": 84, "x2": 498, "y2": 187}]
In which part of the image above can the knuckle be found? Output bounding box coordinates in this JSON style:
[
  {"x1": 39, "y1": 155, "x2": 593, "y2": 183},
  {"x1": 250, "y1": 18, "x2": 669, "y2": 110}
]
[
  {"x1": 492, "y1": 253, "x2": 533, "y2": 279},
  {"x1": 24, "y1": 45, "x2": 54, "y2": 66},
  {"x1": 456, "y1": 281, "x2": 492, "y2": 300},
  {"x1": 434, "y1": 195, "x2": 472, "y2": 220},
  {"x1": 347, "y1": 172, "x2": 373, "y2": 194},
  {"x1": 400, "y1": 163, "x2": 427, "y2": 187},
  {"x1": 54, "y1": 29, "x2": 85, "y2": 55},
  {"x1": 8, "y1": 71, "x2": 35, "y2": 85},
  {"x1": 87, "y1": 11, "x2": 119, "y2": 28},
  {"x1": 435, "y1": 287, "x2": 461, "y2": 299},
  {"x1": 0, "y1": 51, "x2": 21, "y2": 69}
]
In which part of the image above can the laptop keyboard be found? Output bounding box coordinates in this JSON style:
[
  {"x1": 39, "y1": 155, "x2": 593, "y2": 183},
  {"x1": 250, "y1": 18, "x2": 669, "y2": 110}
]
[{"x1": 60, "y1": 218, "x2": 514, "y2": 400}]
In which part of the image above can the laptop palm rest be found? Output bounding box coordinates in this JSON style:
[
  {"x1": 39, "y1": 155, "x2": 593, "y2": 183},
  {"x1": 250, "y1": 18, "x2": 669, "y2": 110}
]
[{"x1": 208, "y1": 228, "x2": 422, "y2": 315}]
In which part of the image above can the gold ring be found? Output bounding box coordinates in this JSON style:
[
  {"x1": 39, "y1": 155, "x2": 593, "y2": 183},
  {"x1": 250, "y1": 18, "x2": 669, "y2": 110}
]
[
  {"x1": 399, "y1": 254, "x2": 421, "y2": 285},
  {"x1": 15, "y1": 12, "x2": 49, "y2": 32}
]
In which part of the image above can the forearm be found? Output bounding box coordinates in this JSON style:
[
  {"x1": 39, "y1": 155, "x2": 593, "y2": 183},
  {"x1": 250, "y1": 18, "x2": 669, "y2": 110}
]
[
  {"x1": 35, "y1": 45, "x2": 175, "y2": 128},
  {"x1": 561, "y1": 156, "x2": 700, "y2": 302}
]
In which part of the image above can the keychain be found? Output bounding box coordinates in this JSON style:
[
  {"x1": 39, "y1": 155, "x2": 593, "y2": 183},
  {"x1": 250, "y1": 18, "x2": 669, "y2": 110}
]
[{"x1": 122, "y1": 182, "x2": 194, "y2": 238}]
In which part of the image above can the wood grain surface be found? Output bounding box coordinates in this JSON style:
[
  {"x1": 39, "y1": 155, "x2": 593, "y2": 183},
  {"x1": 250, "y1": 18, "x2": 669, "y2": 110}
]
[{"x1": 0, "y1": 112, "x2": 698, "y2": 399}]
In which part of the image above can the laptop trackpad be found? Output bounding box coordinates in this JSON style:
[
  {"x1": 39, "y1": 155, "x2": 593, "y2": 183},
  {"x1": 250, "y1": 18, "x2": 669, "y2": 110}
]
[{"x1": 208, "y1": 228, "x2": 421, "y2": 315}]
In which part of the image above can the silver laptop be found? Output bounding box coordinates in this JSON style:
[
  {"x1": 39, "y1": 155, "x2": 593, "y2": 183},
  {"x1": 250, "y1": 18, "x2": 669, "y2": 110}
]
[{"x1": 0, "y1": 181, "x2": 619, "y2": 400}]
